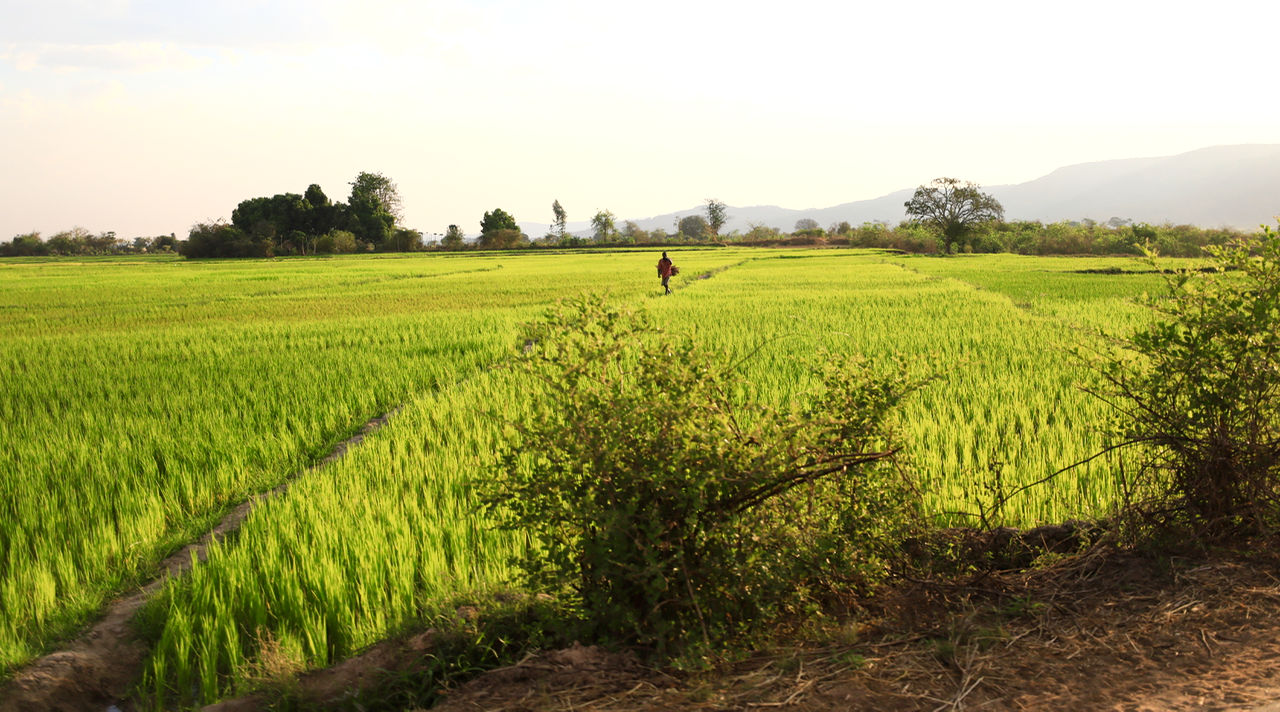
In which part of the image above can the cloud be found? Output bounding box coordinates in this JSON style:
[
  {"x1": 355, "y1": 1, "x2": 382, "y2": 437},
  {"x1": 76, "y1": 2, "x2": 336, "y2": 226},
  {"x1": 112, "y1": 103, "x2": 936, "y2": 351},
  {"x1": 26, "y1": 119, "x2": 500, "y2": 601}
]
[{"x1": 3, "y1": 42, "x2": 213, "y2": 73}]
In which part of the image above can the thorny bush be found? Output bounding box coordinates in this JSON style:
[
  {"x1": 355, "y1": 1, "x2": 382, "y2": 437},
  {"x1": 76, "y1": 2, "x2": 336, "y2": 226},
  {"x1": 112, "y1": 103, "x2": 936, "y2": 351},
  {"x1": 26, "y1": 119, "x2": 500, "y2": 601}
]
[
  {"x1": 1086, "y1": 223, "x2": 1280, "y2": 539},
  {"x1": 481, "y1": 295, "x2": 928, "y2": 657}
]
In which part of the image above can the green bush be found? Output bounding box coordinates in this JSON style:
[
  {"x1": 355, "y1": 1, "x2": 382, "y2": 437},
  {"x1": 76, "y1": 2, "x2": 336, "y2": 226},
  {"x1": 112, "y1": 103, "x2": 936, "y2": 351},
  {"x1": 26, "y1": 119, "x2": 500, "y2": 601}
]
[
  {"x1": 482, "y1": 296, "x2": 926, "y2": 656},
  {"x1": 1087, "y1": 224, "x2": 1280, "y2": 538}
]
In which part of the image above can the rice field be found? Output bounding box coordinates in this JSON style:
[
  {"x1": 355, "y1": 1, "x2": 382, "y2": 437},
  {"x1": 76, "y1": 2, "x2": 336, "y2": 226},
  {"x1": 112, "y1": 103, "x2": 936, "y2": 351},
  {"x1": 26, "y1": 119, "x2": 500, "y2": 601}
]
[{"x1": 0, "y1": 248, "x2": 1181, "y2": 705}]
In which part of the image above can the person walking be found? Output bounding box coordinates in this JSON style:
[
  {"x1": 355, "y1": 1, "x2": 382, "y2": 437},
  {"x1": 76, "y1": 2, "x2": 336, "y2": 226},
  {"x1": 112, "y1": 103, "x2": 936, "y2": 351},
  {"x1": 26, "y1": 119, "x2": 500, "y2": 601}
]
[{"x1": 657, "y1": 251, "x2": 675, "y2": 295}]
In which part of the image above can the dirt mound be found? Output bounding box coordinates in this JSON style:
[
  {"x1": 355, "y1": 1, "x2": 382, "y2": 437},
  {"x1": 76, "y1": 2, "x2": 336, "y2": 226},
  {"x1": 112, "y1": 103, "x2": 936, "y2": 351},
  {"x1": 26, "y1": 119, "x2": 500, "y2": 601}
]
[
  {"x1": 424, "y1": 548, "x2": 1280, "y2": 711},
  {"x1": 0, "y1": 588, "x2": 151, "y2": 712},
  {"x1": 434, "y1": 643, "x2": 667, "y2": 711}
]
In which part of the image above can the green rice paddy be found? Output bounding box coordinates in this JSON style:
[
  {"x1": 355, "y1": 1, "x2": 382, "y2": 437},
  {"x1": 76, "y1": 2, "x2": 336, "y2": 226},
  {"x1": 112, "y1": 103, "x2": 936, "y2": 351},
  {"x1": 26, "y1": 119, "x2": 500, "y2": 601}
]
[{"x1": 0, "y1": 248, "x2": 1173, "y2": 704}]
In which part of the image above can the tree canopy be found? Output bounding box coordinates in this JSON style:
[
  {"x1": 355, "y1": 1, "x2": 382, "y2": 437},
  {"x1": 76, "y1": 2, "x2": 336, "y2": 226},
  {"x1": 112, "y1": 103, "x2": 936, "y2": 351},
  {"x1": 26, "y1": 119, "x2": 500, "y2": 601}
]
[
  {"x1": 481, "y1": 208, "x2": 519, "y2": 235},
  {"x1": 590, "y1": 210, "x2": 616, "y2": 241},
  {"x1": 705, "y1": 199, "x2": 730, "y2": 236},
  {"x1": 679, "y1": 215, "x2": 709, "y2": 239},
  {"x1": 904, "y1": 177, "x2": 1004, "y2": 254},
  {"x1": 194, "y1": 171, "x2": 411, "y2": 258},
  {"x1": 552, "y1": 200, "x2": 568, "y2": 237}
]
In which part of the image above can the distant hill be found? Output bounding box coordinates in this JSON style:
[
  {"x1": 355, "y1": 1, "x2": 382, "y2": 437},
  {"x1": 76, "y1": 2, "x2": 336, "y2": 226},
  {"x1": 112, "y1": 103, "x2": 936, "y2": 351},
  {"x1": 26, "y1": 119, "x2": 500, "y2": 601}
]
[
  {"x1": 516, "y1": 144, "x2": 1280, "y2": 237},
  {"x1": 988, "y1": 144, "x2": 1280, "y2": 229}
]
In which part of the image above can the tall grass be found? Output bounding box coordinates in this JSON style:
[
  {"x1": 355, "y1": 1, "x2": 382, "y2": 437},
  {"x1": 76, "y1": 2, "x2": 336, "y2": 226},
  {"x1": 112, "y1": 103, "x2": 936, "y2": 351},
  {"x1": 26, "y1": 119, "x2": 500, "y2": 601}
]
[
  {"x1": 0, "y1": 250, "x2": 738, "y2": 674},
  {"x1": 3, "y1": 248, "x2": 1185, "y2": 705}
]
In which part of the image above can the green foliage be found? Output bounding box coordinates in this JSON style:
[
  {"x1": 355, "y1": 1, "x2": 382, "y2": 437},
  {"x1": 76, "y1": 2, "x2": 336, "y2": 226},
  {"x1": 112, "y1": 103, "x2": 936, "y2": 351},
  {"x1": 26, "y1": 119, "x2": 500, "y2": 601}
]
[
  {"x1": 705, "y1": 199, "x2": 730, "y2": 236},
  {"x1": 345, "y1": 173, "x2": 397, "y2": 248},
  {"x1": 1086, "y1": 224, "x2": 1280, "y2": 538},
  {"x1": 315, "y1": 230, "x2": 359, "y2": 254},
  {"x1": 904, "y1": 177, "x2": 1005, "y2": 254},
  {"x1": 480, "y1": 208, "x2": 519, "y2": 235},
  {"x1": 388, "y1": 227, "x2": 424, "y2": 252},
  {"x1": 1, "y1": 228, "x2": 123, "y2": 257},
  {"x1": 184, "y1": 221, "x2": 274, "y2": 258},
  {"x1": 213, "y1": 173, "x2": 408, "y2": 256},
  {"x1": 441, "y1": 224, "x2": 465, "y2": 249},
  {"x1": 348, "y1": 171, "x2": 403, "y2": 224},
  {"x1": 590, "y1": 210, "x2": 616, "y2": 241},
  {"x1": 482, "y1": 295, "x2": 925, "y2": 655},
  {"x1": 679, "y1": 214, "x2": 710, "y2": 239},
  {"x1": 794, "y1": 218, "x2": 821, "y2": 232},
  {"x1": 476, "y1": 228, "x2": 526, "y2": 250},
  {"x1": 552, "y1": 199, "x2": 568, "y2": 237}
]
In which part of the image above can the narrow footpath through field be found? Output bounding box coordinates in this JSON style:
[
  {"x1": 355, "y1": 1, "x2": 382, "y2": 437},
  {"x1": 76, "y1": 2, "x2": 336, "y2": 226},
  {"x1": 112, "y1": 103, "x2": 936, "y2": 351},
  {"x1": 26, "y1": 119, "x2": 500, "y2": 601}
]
[{"x1": 0, "y1": 254, "x2": 750, "y2": 711}]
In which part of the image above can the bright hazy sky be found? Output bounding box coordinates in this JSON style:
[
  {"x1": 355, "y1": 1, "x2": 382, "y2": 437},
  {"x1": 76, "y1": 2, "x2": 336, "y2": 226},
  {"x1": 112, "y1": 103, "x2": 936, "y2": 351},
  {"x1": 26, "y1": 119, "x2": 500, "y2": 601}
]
[{"x1": 3, "y1": 0, "x2": 1278, "y2": 239}]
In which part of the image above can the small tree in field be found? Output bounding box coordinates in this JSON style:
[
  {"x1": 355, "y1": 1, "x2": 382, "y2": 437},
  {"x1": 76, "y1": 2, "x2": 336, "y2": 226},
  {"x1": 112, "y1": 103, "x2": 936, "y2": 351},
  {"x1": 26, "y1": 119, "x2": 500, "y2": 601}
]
[
  {"x1": 480, "y1": 208, "x2": 519, "y2": 235},
  {"x1": 483, "y1": 296, "x2": 926, "y2": 655},
  {"x1": 552, "y1": 200, "x2": 568, "y2": 237},
  {"x1": 441, "y1": 224, "x2": 465, "y2": 249},
  {"x1": 590, "y1": 210, "x2": 616, "y2": 241},
  {"x1": 678, "y1": 214, "x2": 709, "y2": 239},
  {"x1": 704, "y1": 199, "x2": 730, "y2": 237},
  {"x1": 1086, "y1": 224, "x2": 1280, "y2": 538},
  {"x1": 904, "y1": 178, "x2": 1004, "y2": 254}
]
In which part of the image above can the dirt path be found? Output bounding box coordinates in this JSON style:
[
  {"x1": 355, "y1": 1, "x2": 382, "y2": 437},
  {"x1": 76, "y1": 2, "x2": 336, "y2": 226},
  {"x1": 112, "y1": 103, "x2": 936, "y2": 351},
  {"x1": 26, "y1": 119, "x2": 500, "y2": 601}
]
[{"x1": 0, "y1": 409, "x2": 400, "y2": 712}]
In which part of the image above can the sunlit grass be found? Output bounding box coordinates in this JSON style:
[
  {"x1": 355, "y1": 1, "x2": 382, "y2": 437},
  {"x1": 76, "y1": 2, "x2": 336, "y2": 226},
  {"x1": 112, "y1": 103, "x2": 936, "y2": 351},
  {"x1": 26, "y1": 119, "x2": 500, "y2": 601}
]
[{"x1": 1, "y1": 247, "x2": 1183, "y2": 705}]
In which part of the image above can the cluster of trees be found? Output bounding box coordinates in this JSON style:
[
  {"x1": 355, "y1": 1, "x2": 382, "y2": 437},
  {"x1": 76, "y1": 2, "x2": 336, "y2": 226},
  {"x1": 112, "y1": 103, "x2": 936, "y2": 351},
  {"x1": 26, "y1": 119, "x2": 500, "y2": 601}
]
[
  {"x1": 731, "y1": 217, "x2": 1253, "y2": 257},
  {"x1": 0, "y1": 228, "x2": 179, "y2": 257},
  {"x1": 183, "y1": 172, "x2": 419, "y2": 258},
  {"x1": 725, "y1": 179, "x2": 1255, "y2": 257}
]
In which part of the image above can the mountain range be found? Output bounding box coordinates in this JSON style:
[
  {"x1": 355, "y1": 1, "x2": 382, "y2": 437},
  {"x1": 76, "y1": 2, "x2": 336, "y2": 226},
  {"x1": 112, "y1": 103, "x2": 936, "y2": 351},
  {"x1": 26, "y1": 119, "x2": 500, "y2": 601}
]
[{"x1": 518, "y1": 144, "x2": 1280, "y2": 237}]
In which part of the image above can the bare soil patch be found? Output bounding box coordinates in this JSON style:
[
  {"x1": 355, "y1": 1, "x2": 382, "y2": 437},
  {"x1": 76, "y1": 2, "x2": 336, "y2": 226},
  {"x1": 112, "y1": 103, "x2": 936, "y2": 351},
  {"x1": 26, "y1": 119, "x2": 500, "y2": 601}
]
[{"x1": 426, "y1": 545, "x2": 1280, "y2": 711}]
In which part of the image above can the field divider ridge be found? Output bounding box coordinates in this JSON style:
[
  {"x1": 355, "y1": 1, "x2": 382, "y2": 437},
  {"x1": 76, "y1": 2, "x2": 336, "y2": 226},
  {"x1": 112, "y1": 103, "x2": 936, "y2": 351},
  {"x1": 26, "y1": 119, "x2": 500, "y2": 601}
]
[{"x1": 0, "y1": 406, "x2": 406, "y2": 711}]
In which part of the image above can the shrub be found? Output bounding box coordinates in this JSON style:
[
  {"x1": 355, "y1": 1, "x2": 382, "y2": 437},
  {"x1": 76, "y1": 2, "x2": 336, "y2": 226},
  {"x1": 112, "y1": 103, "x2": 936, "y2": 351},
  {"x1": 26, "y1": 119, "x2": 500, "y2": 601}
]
[
  {"x1": 183, "y1": 221, "x2": 272, "y2": 258},
  {"x1": 315, "y1": 229, "x2": 358, "y2": 254},
  {"x1": 482, "y1": 296, "x2": 926, "y2": 656},
  {"x1": 1086, "y1": 224, "x2": 1280, "y2": 538}
]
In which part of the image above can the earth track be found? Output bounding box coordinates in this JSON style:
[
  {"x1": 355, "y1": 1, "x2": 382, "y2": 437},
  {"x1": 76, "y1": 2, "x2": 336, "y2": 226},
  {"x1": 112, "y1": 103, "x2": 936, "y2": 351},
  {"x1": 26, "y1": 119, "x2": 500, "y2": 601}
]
[{"x1": 0, "y1": 409, "x2": 400, "y2": 712}]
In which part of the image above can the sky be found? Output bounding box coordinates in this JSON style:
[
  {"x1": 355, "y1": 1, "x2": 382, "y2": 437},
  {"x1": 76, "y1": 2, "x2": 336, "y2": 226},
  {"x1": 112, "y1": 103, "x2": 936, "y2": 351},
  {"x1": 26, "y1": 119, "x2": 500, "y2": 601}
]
[{"x1": 2, "y1": 0, "x2": 1279, "y2": 239}]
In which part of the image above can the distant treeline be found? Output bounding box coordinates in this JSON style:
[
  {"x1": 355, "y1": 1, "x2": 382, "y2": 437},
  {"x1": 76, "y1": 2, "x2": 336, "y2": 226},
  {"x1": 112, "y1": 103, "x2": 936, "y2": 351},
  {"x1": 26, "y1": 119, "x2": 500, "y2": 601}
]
[
  {"x1": 0, "y1": 228, "x2": 178, "y2": 257},
  {"x1": 441, "y1": 218, "x2": 1258, "y2": 257},
  {"x1": 819, "y1": 219, "x2": 1255, "y2": 257},
  {"x1": 543, "y1": 218, "x2": 1254, "y2": 258},
  {"x1": 2, "y1": 214, "x2": 1261, "y2": 260}
]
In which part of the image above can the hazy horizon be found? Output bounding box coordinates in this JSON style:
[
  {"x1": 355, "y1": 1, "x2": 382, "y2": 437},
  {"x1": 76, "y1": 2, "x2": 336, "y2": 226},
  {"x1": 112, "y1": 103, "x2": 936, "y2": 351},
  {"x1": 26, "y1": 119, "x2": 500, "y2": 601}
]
[{"x1": 4, "y1": 0, "x2": 1279, "y2": 240}]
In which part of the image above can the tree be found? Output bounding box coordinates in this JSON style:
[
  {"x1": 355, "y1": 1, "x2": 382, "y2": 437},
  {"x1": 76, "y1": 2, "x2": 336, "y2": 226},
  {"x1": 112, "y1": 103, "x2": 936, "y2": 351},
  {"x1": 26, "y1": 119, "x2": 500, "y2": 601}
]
[
  {"x1": 442, "y1": 224, "x2": 465, "y2": 249},
  {"x1": 303, "y1": 184, "x2": 337, "y2": 237},
  {"x1": 346, "y1": 172, "x2": 400, "y2": 248},
  {"x1": 388, "y1": 227, "x2": 424, "y2": 252},
  {"x1": 705, "y1": 198, "x2": 730, "y2": 237},
  {"x1": 480, "y1": 208, "x2": 519, "y2": 235},
  {"x1": 552, "y1": 200, "x2": 568, "y2": 237},
  {"x1": 678, "y1": 214, "x2": 709, "y2": 239},
  {"x1": 794, "y1": 218, "x2": 821, "y2": 232},
  {"x1": 348, "y1": 171, "x2": 403, "y2": 224},
  {"x1": 590, "y1": 210, "x2": 616, "y2": 241},
  {"x1": 620, "y1": 220, "x2": 647, "y2": 243},
  {"x1": 904, "y1": 177, "x2": 1004, "y2": 254}
]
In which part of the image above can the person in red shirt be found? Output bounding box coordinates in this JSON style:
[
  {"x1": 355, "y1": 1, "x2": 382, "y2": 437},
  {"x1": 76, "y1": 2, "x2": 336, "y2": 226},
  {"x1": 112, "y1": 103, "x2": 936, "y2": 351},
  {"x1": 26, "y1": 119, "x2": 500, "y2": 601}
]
[{"x1": 657, "y1": 252, "x2": 675, "y2": 295}]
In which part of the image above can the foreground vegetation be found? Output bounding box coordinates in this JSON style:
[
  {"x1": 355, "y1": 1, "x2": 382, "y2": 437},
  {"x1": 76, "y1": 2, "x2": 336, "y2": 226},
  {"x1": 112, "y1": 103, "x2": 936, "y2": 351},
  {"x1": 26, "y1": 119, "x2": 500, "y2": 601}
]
[{"x1": 4, "y1": 239, "x2": 1275, "y2": 707}]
